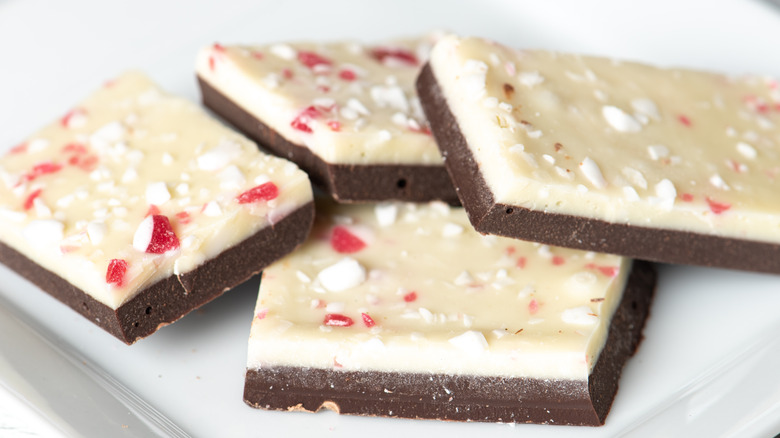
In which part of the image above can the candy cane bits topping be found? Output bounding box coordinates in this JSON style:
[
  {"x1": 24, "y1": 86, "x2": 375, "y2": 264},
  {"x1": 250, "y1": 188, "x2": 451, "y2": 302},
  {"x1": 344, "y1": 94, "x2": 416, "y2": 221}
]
[
  {"x1": 370, "y1": 47, "x2": 419, "y2": 66},
  {"x1": 290, "y1": 106, "x2": 321, "y2": 133},
  {"x1": 361, "y1": 313, "x2": 376, "y2": 328},
  {"x1": 330, "y1": 226, "x2": 366, "y2": 253},
  {"x1": 106, "y1": 259, "x2": 128, "y2": 287},
  {"x1": 236, "y1": 182, "x2": 279, "y2": 204},
  {"x1": 23, "y1": 189, "x2": 43, "y2": 210},
  {"x1": 133, "y1": 214, "x2": 180, "y2": 254},
  {"x1": 297, "y1": 51, "x2": 332, "y2": 69},
  {"x1": 324, "y1": 313, "x2": 354, "y2": 327},
  {"x1": 706, "y1": 197, "x2": 731, "y2": 215}
]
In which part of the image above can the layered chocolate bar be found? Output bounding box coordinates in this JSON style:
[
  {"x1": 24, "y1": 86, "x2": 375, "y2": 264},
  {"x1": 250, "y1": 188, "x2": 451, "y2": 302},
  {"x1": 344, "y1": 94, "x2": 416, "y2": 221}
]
[
  {"x1": 196, "y1": 35, "x2": 458, "y2": 204},
  {"x1": 418, "y1": 35, "x2": 780, "y2": 273},
  {"x1": 244, "y1": 201, "x2": 655, "y2": 425},
  {"x1": 0, "y1": 72, "x2": 314, "y2": 344}
]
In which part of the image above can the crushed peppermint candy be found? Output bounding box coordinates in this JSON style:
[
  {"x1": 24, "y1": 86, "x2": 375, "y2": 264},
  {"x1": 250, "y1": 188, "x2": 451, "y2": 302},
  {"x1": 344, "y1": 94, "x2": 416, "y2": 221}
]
[
  {"x1": 323, "y1": 313, "x2": 354, "y2": 327},
  {"x1": 602, "y1": 105, "x2": 642, "y2": 133},
  {"x1": 579, "y1": 157, "x2": 608, "y2": 189},
  {"x1": 448, "y1": 330, "x2": 488, "y2": 353},
  {"x1": 133, "y1": 214, "x2": 180, "y2": 254},
  {"x1": 317, "y1": 257, "x2": 366, "y2": 292},
  {"x1": 106, "y1": 259, "x2": 128, "y2": 287},
  {"x1": 236, "y1": 182, "x2": 279, "y2": 204},
  {"x1": 330, "y1": 226, "x2": 366, "y2": 253}
]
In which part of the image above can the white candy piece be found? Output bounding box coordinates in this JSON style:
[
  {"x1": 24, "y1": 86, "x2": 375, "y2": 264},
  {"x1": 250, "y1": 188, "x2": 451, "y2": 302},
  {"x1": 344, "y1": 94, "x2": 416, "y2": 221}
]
[
  {"x1": 86, "y1": 221, "x2": 107, "y2": 245},
  {"x1": 145, "y1": 182, "x2": 171, "y2": 205},
  {"x1": 374, "y1": 204, "x2": 398, "y2": 227},
  {"x1": 132, "y1": 215, "x2": 155, "y2": 252},
  {"x1": 448, "y1": 330, "x2": 488, "y2": 353},
  {"x1": 317, "y1": 257, "x2": 367, "y2": 292},
  {"x1": 579, "y1": 157, "x2": 608, "y2": 189},
  {"x1": 602, "y1": 105, "x2": 642, "y2": 133}
]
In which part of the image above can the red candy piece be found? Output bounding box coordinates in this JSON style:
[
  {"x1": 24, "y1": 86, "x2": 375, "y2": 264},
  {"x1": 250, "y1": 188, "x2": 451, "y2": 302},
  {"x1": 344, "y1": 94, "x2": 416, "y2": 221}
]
[
  {"x1": 23, "y1": 161, "x2": 63, "y2": 183},
  {"x1": 361, "y1": 313, "x2": 376, "y2": 328},
  {"x1": 528, "y1": 299, "x2": 539, "y2": 315},
  {"x1": 706, "y1": 197, "x2": 731, "y2": 215},
  {"x1": 680, "y1": 193, "x2": 694, "y2": 202},
  {"x1": 63, "y1": 142, "x2": 87, "y2": 154},
  {"x1": 338, "y1": 69, "x2": 357, "y2": 81},
  {"x1": 370, "y1": 47, "x2": 419, "y2": 66},
  {"x1": 290, "y1": 106, "x2": 321, "y2": 133},
  {"x1": 213, "y1": 43, "x2": 225, "y2": 52},
  {"x1": 516, "y1": 256, "x2": 527, "y2": 269},
  {"x1": 72, "y1": 155, "x2": 98, "y2": 171},
  {"x1": 327, "y1": 121, "x2": 341, "y2": 132},
  {"x1": 251, "y1": 51, "x2": 264, "y2": 60},
  {"x1": 236, "y1": 182, "x2": 279, "y2": 204},
  {"x1": 175, "y1": 211, "x2": 192, "y2": 225},
  {"x1": 298, "y1": 51, "x2": 332, "y2": 69},
  {"x1": 106, "y1": 259, "x2": 128, "y2": 287},
  {"x1": 282, "y1": 68, "x2": 294, "y2": 80},
  {"x1": 23, "y1": 189, "x2": 42, "y2": 210},
  {"x1": 330, "y1": 226, "x2": 366, "y2": 253},
  {"x1": 146, "y1": 215, "x2": 180, "y2": 254},
  {"x1": 9, "y1": 142, "x2": 27, "y2": 155},
  {"x1": 552, "y1": 256, "x2": 566, "y2": 266},
  {"x1": 324, "y1": 313, "x2": 354, "y2": 327},
  {"x1": 403, "y1": 291, "x2": 418, "y2": 303},
  {"x1": 677, "y1": 115, "x2": 692, "y2": 127},
  {"x1": 586, "y1": 263, "x2": 619, "y2": 277}
]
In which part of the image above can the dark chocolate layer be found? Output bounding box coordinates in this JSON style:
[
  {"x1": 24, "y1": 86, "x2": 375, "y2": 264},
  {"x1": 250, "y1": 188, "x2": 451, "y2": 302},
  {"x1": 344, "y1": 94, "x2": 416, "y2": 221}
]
[
  {"x1": 244, "y1": 261, "x2": 655, "y2": 426},
  {"x1": 416, "y1": 63, "x2": 780, "y2": 274},
  {"x1": 0, "y1": 202, "x2": 314, "y2": 345},
  {"x1": 197, "y1": 76, "x2": 459, "y2": 205}
]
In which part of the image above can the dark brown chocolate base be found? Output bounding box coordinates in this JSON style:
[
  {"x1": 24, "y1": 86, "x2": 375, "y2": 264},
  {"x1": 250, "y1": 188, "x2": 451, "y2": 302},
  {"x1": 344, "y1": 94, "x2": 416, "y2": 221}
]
[
  {"x1": 0, "y1": 202, "x2": 314, "y2": 345},
  {"x1": 416, "y1": 63, "x2": 780, "y2": 274},
  {"x1": 244, "y1": 261, "x2": 655, "y2": 426},
  {"x1": 197, "y1": 76, "x2": 459, "y2": 205}
]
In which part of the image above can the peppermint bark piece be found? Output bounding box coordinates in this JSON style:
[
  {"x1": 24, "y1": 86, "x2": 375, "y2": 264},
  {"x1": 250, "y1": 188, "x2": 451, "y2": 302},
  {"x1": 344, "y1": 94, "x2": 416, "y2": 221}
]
[
  {"x1": 418, "y1": 35, "x2": 780, "y2": 273},
  {"x1": 244, "y1": 201, "x2": 655, "y2": 425},
  {"x1": 0, "y1": 72, "x2": 314, "y2": 344},
  {"x1": 196, "y1": 35, "x2": 458, "y2": 204}
]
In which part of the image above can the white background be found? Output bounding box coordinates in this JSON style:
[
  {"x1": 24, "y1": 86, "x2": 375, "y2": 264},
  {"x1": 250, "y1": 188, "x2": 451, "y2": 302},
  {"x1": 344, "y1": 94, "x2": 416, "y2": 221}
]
[{"x1": 1, "y1": 1, "x2": 780, "y2": 437}]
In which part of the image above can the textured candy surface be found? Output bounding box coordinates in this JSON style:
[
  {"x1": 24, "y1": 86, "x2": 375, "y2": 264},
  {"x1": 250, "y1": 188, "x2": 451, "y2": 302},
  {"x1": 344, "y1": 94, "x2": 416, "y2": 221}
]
[
  {"x1": 195, "y1": 36, "x2": 443, "y2": 166},
  {"x1": 426, "y1": 36, "x2": 780, "y2": 244},
  {"x1": 248, "y1": 201, "x2": 631, "y2": 380}
]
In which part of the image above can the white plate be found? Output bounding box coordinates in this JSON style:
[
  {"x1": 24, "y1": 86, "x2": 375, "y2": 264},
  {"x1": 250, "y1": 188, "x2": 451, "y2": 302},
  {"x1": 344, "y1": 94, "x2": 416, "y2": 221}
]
[{"x1": 1, "y1": 1, "x2": 780, "y2": 437}]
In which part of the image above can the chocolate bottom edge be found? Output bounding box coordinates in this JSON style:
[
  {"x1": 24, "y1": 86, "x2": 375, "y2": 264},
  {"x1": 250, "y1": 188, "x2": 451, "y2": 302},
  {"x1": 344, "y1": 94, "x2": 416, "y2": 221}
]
[
  {"x1": 415, "y1": 63, "x2": 780, "y2": 274},
  {"x1": 197, "y1": 75, "x2": 460, "y2": 205},
  {"x1": 243, "y1": 260, "x2": 656, "y2": 426},
  {"x1": 0, "y1": 202, "x2": 314, "y2": 345}
]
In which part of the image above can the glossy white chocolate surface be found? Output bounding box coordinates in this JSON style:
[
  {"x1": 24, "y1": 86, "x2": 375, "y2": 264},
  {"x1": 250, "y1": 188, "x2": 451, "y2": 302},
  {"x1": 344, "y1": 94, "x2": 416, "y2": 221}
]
[
  {"x1": 248, "y1": 202, "x2": 631, "y2": 380},
  {"x1": 429, "y1": 36, "x2": 780, "y2": 243},
  {"x1": 0, "y1": 72, "x2": 313, "y2": 309},
  {"x1": 196, "y1": 36, "x2": 443, "y2": 165}
]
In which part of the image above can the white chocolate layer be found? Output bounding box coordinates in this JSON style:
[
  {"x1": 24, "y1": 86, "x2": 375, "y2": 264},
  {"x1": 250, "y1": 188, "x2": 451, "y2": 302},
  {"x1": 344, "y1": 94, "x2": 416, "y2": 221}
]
[
  {"x1": 195, "y1": 36, "x2": 443, "y2": 165},
  {"x1": 0, "y1": 72, "x2": 313, "y2": 309},
  {"x1": 248, "y1": 202, "x2": 631, "y2": 380},
  {"x1": 429, "y1": 36, "x2": 780, "y2": 243}
]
